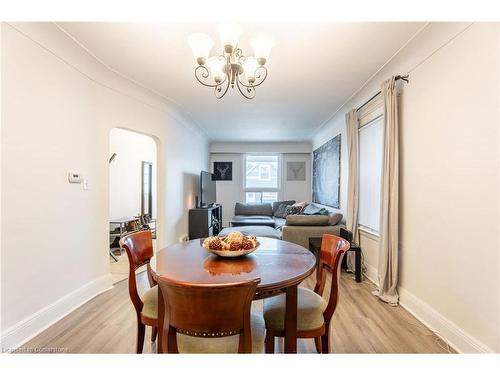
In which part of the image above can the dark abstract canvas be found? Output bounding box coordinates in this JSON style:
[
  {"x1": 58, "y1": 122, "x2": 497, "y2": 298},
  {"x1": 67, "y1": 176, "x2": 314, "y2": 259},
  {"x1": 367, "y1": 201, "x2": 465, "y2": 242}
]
[
  {"x1": 312, "y1": 135, "x2": 341, "y2": 208},
  {"x1": 213, "y1": 162, "x2": 232, "y2": 181}
]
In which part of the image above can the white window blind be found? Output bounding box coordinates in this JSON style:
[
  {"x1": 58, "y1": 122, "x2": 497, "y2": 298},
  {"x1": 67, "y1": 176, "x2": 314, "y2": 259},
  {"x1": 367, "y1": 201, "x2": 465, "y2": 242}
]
[{"x1": 358, "y1": 115, "x2": 384, "y2": 233}]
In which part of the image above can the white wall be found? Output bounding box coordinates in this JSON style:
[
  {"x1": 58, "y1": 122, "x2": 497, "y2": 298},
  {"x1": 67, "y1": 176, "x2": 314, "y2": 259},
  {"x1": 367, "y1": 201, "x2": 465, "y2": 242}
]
[
  {"x1": 209, "y1": 142, "x2": 312, "y2": 226},
  {"x1": 109, "y1": 128, "x2": 157, "y2": 220},
  {"x1": 0, "y1": 22, "x2": 209, "y2": 349},
  {"x1": 312, "y1": 22, "x2": 500, "y2": 352}
]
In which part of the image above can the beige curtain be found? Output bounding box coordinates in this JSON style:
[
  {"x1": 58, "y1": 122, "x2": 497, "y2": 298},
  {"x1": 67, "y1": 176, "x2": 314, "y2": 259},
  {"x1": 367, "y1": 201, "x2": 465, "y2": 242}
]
[
  {"x1": 345, "y1": 109, "x2": 359, "y2": 272},
  {"x1": 374, "y1": 76, "x2": 399, "y2": 305}
]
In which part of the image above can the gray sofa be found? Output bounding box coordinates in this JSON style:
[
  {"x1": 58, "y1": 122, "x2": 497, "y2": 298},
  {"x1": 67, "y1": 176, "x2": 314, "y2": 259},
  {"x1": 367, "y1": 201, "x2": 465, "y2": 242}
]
[
  {"x1": 230, "y1": 201, "x2": 295, "y2": 229},
  {"x1": 229, "y1": 202, "x2": 345, "y2": 248}
]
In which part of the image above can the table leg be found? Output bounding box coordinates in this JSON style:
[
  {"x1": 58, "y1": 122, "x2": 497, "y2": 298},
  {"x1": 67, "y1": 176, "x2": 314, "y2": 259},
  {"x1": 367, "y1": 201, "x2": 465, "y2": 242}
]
[
  {"x1": 157, "y1": 287, "x2": 165, "y2": 353},
  {"x1": 355, "y1": 248, "x2": 362, "y2": 283},
  {"x1": 284, "y1": 284, "x2": 298, "y2": 353}
]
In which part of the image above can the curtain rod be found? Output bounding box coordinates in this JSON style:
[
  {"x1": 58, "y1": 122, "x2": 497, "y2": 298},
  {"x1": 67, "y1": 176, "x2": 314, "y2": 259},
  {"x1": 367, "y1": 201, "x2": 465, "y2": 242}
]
[{"x1": 356, "y1": 75, "x2": 409, "y2": 112}]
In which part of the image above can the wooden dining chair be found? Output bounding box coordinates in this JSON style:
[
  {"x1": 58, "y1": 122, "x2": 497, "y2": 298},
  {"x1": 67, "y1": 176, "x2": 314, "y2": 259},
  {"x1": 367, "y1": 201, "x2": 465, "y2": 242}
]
[
  {"x1": 263, "y1": 233, "x2": 350, "y2": 353},
  {"x1": 120, "y1": 230, "x2": 158, "y2": 353},
  {"x1": 158, "y1": 277, "x2": 265, "y2": 353}
]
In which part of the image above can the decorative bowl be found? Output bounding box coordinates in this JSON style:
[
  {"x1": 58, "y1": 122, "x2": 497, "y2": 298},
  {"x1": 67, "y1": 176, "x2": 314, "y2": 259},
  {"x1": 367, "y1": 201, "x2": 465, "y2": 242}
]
[
  {"x1": 205, "y1": 244, "x2": 259, "y2": 258},
  {"x1": 202, "y1": 233, "x2": 260, "y2": 258}
]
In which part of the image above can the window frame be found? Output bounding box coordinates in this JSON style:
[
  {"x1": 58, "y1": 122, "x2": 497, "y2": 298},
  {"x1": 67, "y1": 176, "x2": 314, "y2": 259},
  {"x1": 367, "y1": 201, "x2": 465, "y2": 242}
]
[
  {"x1": 243, "y1": 153, "x2": 281, "y2": 204},
  {"x1": 357, "y1": 94, "x2": 384, "y2": 236}
]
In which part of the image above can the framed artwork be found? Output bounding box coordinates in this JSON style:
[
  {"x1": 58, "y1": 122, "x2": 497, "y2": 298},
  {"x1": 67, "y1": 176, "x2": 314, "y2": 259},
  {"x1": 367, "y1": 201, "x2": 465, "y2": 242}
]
[
  {"x1": 213, "y1": 161, "x2": 232, "y2": 181},
  {"x1": 312, "y1": 134, "x2": 341, "y2": 208},
  {"x1": 286, "y1": 161, "x2": 306, "y2": 181}
]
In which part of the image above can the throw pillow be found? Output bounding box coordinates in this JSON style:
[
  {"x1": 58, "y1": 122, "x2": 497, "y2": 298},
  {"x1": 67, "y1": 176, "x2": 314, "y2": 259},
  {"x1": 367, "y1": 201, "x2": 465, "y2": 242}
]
[
  {"x1": 292, "y1": 201, "x2": 308, "y2": 214},
  {"x1": 302, "y1": 202, "x2": 329, "y2": 215},
  {"x1": 274, "y1": 203, "x2": 289, "y2": 219},
  {"x1": 284, "y1": 205, "x2": 302, "y2": 217}
]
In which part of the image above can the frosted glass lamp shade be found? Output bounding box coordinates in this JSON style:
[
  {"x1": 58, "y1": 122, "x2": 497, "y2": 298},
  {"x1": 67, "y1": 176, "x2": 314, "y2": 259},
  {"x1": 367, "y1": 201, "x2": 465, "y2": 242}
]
[
  {"x1": 251, "y1": 37, "x2": 274, "y2": 65},
  {"x1": 219, "y1": 24, "x2": 241, "y2": 53},
  {"x1": 188, "y1": 33, "x2": 214, "y2": 64},
  {"x1": 242, "y1": 57, "x2": 259, "y2": 83},
  {"x1": 207, "y1": 56, "x2": 226, "y2": 83}
]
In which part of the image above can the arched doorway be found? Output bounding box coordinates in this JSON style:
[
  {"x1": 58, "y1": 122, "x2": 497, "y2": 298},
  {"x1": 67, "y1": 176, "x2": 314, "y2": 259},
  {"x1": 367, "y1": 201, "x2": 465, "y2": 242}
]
[{"x1": 108, "y1": 127, "x2": 158, "y2": 284}]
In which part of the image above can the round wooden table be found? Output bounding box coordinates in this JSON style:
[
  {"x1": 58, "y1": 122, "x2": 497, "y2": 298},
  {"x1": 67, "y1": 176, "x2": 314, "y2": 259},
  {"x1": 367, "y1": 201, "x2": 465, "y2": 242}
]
[{"x1": 151, "y1": 237, "x2": 316, "y2": 353}]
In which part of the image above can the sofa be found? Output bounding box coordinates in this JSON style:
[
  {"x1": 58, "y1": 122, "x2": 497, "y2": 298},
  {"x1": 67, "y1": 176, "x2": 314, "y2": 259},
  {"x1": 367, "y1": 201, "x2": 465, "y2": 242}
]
[
  {"x1": 229, "y1": 201, "x2": 345, "y2": 248},
  {"x1": 230, "y1": 201, "x2": 295, "y2": 229}
]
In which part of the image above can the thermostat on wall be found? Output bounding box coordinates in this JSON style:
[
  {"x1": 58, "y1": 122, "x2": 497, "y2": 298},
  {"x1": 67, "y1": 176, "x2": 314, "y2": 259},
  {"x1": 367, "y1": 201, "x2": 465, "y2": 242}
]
[{"x1": 68, "y1": 171, "x2": 83, "y2": 184}]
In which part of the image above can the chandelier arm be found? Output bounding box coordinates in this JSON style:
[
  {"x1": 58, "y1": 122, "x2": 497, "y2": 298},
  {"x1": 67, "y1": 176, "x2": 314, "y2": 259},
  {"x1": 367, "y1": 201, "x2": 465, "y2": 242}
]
[
  {"x1": 214, "y1": 76, "x2": 230, "y2": 99},
  {"x1": 236, "y1": 77, "x2": 255, "y2": 99},
  {"x1": 194, "y1": 64, "x2": 229, "y2": 88},
  {"x1": 236, "y1": 66, "x2": 268, "y2": 88}
]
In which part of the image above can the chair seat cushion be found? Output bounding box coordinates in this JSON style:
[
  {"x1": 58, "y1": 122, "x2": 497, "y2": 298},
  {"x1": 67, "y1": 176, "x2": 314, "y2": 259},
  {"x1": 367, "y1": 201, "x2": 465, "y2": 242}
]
[
  {"x1": 141, "y1": 285, "x2": 158, "y2": 320},
  {"x1": 176, "y1": 312, "x2": 265, "y2": 353},
  {"x1": 263, "y1": 287, "x2": 327, "y2": 331}
]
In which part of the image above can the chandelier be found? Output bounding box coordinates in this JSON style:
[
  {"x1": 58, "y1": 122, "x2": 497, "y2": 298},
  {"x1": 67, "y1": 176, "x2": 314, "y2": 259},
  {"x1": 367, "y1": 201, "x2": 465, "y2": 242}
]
[{"x1": 188, "y1": 25, "x2": 273, "y2": 99}]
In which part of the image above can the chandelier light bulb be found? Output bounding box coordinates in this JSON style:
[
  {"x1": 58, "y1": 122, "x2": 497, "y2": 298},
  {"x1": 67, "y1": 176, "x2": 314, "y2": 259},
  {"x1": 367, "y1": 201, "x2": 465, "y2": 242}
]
[
  {"x1": 188, "y1": 33, "x2": 214, "y2": 65},
  {"x1": 251, "y1": 37, "x2": 274, "y2": 65},
  {"x1": 218, "y1": 24, "x2": 241, "y2": 53}
]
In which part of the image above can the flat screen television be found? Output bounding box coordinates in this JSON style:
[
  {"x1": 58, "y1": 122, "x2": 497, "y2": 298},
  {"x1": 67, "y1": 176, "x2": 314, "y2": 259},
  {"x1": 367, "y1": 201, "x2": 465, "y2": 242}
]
[{"x1": 200, "y1": 171, "x2": 216, "y2": 207}]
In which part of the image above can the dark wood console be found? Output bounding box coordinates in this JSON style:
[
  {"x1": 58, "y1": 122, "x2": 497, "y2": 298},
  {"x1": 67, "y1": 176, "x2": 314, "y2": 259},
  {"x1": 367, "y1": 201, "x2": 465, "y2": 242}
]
[{"x1": 188, "y1": 204, "x2": 222, "y2": 239}]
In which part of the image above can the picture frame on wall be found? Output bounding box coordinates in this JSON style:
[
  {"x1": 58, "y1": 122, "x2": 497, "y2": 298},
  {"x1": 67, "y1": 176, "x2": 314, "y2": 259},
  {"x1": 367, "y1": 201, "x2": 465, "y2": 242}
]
[
  {"x1": 286, "y1": 161, "x2": 306, "y2": 181},
  {"x1": 213, "y1": 161, "x2": 233, "y2": 181}
]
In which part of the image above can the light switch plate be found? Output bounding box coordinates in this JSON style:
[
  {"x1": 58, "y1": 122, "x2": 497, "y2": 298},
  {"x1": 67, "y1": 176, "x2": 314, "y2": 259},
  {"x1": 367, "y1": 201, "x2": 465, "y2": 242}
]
[
  {"x1": 68, "y1": 171, "x2": 83, "y2": 183},
  {"x1": 83, "y1": 179, "x2": 89, "y2": 190}
]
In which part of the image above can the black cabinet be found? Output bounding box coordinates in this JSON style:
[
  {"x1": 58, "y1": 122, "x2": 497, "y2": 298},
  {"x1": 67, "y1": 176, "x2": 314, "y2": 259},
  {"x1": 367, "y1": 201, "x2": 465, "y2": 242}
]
[{"x1": 188, "y1": 204, "x2": 223, "y2": 239}]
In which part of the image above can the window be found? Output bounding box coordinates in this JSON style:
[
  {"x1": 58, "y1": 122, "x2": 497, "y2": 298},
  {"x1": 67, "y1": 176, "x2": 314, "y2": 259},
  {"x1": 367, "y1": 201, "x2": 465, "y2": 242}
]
[
  {"x1": 358, "y1": 115, "x2": 383, "y2": 233},
  {"x1": 245, "y1": 155, "x2": 279, "y2": 203}
]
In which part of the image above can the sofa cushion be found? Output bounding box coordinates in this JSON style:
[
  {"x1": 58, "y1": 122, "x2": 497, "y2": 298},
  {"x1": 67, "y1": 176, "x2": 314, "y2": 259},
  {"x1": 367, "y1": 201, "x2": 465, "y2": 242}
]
[
  {"x1": 281, "y1": 225, "x2": 344, "y2": 249},
  {"x1": 328, "y1": 212, "x2": 343, "y2": 225},
  {"x1": 231, "y1": 215, "x2": 276, "y2": 227},
  {"x1": 272, "y1": 200, "x2": 296, "y2": 216},
  {"x1": 234, "y1": 203, "x2": 273, "y2": 216},
  {"x1": 219, "y1": 226, "x2": 281, "y2": 239},
  {"x1": 273, "y1": 203, "x2": 289, "y2": 219},
  {"x1": 285, "y1": 215, "x2": 330, "y2": 226}
]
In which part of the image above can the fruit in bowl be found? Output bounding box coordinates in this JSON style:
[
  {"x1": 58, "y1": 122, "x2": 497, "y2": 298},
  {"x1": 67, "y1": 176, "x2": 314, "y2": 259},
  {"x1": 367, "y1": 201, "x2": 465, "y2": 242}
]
[{"x1": 202, "y1": 231, "x2": 259, "y2": 257}]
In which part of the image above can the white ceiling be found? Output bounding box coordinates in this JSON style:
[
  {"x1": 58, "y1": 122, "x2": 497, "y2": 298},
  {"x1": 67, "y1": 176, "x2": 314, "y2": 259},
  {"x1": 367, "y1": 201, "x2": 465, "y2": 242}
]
[{"x1": 58, "y1": 22, "x2": 425, "y2": 142}]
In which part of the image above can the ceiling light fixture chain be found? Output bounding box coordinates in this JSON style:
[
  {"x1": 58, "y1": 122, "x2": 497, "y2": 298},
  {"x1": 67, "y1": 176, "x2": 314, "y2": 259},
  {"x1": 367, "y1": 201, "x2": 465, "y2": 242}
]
[{"x1": 188, "y1": 26, "x2": 273, "y2": 99}]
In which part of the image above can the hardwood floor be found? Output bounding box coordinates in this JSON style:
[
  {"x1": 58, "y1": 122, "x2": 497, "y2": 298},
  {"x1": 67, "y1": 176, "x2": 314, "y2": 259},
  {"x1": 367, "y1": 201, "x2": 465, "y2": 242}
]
[{"x1": 22, "y1": 271, "x2": 452, "y2": 354}]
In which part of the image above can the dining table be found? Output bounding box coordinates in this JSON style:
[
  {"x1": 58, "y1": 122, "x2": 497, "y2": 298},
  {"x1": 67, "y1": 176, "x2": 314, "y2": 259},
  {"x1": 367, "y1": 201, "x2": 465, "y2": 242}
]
[{"x1": 150, "y1": 236, "x2": 317, "y2": 353}]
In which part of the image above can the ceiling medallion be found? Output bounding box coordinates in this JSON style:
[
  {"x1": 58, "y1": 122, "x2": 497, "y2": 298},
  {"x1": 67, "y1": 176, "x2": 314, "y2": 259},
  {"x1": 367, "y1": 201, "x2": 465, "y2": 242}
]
[{"x1": 188, "y1": 25, "x2": 273, "y2": 99}]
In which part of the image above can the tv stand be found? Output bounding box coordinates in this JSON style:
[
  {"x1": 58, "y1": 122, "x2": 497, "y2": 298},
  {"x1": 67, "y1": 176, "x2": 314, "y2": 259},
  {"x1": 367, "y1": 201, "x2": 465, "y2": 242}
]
[{"x1": 188, "y1": 204, "x2": 222, "y2": 239}]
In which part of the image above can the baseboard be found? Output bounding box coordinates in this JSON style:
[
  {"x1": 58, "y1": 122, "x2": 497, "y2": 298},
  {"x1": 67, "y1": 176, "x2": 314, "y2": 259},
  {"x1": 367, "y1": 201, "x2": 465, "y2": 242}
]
[
  {"x1": 398, "y1": 287, "x2": 495, "y2": 353},
  {"x1": 1, "y1": 273, "x2": 113, "y2": 351},
  {"x1": 364, "y1": 263, "x2": 379, "y2": 286}
]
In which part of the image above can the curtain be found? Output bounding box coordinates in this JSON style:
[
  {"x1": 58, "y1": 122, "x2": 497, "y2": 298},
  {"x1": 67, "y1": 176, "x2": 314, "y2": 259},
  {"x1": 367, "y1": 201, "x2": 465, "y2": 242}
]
[
  {"x1": 345, "y1": 109, "x2": 359, "y2": 273},
  {"x1": 374, "y1": 76, "x2": 399, "y2": 305}
]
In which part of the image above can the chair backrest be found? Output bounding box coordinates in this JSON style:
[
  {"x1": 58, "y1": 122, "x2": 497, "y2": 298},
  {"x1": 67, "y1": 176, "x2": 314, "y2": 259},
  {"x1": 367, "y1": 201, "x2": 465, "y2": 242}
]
[
  {"x1": 120, "y1": 230, "x2": 154, "y2": 315},
  {"x1": 158, "y1": 277, "x2": 260, "y2": 353},
  {"x1": 314, "y1": 233, "x2": 350, "y2": 322}
]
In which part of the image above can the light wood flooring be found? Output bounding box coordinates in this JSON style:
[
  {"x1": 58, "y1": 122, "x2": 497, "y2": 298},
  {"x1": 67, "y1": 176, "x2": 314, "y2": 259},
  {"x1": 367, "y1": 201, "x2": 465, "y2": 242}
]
[{"x1": 22, "y1": 271, "x2": 453, "y2": 353}]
